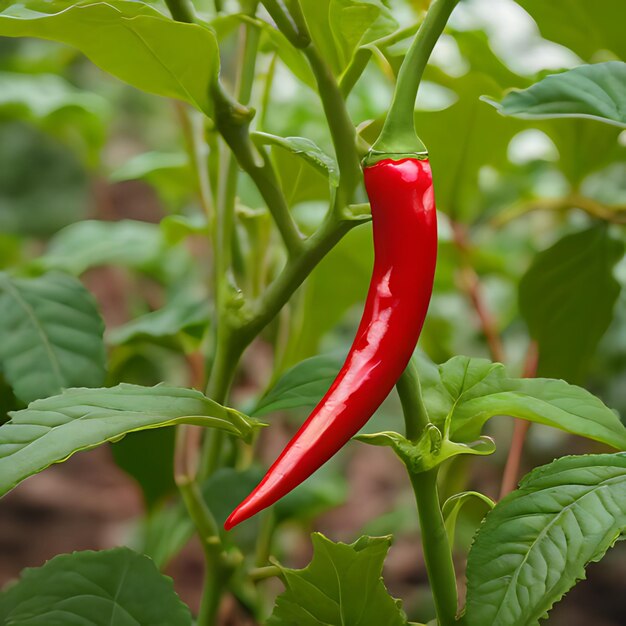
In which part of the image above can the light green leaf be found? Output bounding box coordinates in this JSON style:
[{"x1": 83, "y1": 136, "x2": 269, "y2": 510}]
[
  {"x1": 0, "y1": 383, "x2": 261, "y2": 497},
  {"x1": 253, "y1": 352, "x2": 344, "y2": 416},
  {"x1": 515, "y1": 0, "x2": 626, "y2": 61},
  {"x1": 0, "y1": 0, "x2": 219, "y2": 114},
  {"x1": 0, "y1": 547, "x2": 192, "y2": 625},
  {"x1": 442, "y1": 491, "x2": 494, "y2": 547},
  {"x1": 420, "y1": 355, "x2": 626, "y2": 449},
  {"x1": 39, "y1": 219, "x2": 187, "y2": 279},
  {"x1": 252, "y1": 132, "x2": 339, "y2": 187},
  {"x1": 484, "y1": 62, "x2": 626, "y2": 128},
  {"x1": 465, "y1": 453, "x2": 626, "y2": 626},
  {"x1": 108, "y1": 295, "x2": 210, "y2": 349},
  {"x1": 268, "y1": 533, "x2": 407, "y2": 626},
  {"x1": 300, "y1": 0, "x2": 396, "y2": 76},
  {"x1": 519, "y1": 227, "x2": 623, "y2": 383},
  {"x1": 0, "y1": 272, "x2": 106, "y2": 404}
]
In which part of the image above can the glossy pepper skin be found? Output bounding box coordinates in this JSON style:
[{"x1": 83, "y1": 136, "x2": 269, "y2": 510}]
[{"x1": 225, "y1": 157, "x2": 437, "y2": 530}]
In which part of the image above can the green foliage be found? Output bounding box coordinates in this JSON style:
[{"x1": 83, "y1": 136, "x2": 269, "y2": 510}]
[
  {"x1": 0, "y1": 547, "x2": 192, "y2": 625},
  {"x1": 420, "y1": 355, "x2": 626, "y2": 448},
  {"x1": 485, "y1": 62, "x2": 626, "y2": 127},
  {"x1": 465, "y1": 453, "x2": 626, "y2": 625},
  {"x1": 0, "y1": 383, "x2": 261, "y2": 497},
  {"x1": 268, "y1": 533, "x2": 407, "y2": 626},
  {"x1": 519, "y1": 227, "x2": 624, "y2": 383},
  {"x1": 0, "y1": 271, "x2": 106, "y2": 403},
  {"x1": 0, "y1": 0, "x2": 220, "y2": 114}
]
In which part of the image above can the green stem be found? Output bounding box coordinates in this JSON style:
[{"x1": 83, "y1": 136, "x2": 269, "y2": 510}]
[
  {"x1": 262, "y1": 0, "x2": 361, "y2": 204},
  {"x1": 372, "y1": 0, "x2": 460, "y2": 154},
  {"x1": 396, "y1": 358, "x2": 430, "y2": 442},
  {"x1": 212, "y1": 81, "x2": 304, "y2": 257},
  {"x1": 255, "y1": 508, "x2": 276, "y2": 567},
  {"x1": 178, "y1": 476, "x2": 234, "y2": 625},
  {"x1": 249, "y1": 565, "x2": 282, "y2": 582},
  {"x1": 410, "y1": 469, "x2": 459, "y2": 626},
  {"x1": 165, "y1": 0, "x2": 195, "y2": 22},
  {"x1": 303, "y1": 45, "x2": 362, "y2": 204},
  {"x1": 396, "y1": 366, "x2": 458, "y2": 625}
]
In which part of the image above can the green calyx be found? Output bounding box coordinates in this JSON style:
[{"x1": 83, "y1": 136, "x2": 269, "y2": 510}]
[{"x1": 362, "y1": 149, "x2": 429, "y2": 168}]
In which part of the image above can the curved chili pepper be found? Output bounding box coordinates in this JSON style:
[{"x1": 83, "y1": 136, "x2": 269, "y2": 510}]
[{"x1": 225, "y1": 156, "x2": 437, "y2": 530}]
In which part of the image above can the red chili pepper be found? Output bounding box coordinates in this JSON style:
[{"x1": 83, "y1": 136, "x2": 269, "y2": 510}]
[{"x1": 225, "y1": 157, "x2": 437, "y2": 530}]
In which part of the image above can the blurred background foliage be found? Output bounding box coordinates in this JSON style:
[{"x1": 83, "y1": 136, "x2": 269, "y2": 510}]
[{"x1": 0, "y1": 0, "x2": 624, "y2": 623}]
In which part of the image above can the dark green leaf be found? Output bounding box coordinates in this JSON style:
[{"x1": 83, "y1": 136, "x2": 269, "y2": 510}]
[
  {"x1": 465, "y1": 453, "x2": 626, "y2": 626},
  {"x1": 0, "y1": 383, "x2": 261, "y2": 497},
  {"x1": 0, "y1": 272, "x2": 106, "y2": 403},
  {"x1": 0, "y1": 0, "x2": 219, "y2": 114},
  {"x1": 519, "y1": 227, "x2": 623, "y2": 383},
  {"x1": 484, "y1": 62, "x2": 626, "y2": 128},
  {"x1": 0, "y1": 547, "x2": 191, "y2": 625},
  {"x1": 111, "y1": 427, "x2": 177, "y2": 509},
  {"x1": 268, "y1": 533, "x2": 407, "y2": 626},
  {"x1": 254, "y1": 352, "x2": 344, "y2": 416}
]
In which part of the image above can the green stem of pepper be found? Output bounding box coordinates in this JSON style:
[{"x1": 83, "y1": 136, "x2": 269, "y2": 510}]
[{"x1": 371, "y1": 0, "x2": 460, "y2": 155}]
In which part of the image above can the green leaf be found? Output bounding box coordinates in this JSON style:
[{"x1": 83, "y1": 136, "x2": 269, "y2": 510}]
[
  {"x1": 0, "y1": 383, "x2": 261, "y2": 497},
  {"x1": 465, "y1": 453, "x2": 626, "y2": 626},
  {"x1": 515, "y1": 0, "x2": 626, "y2": 61},
  {"x1": 254, "y1": 352, "x2": 344, "y2": 416},
  {"x1": 484, "y1": 62, "x2": 626, "y2": 128},
  {"x1": 268, "y1": 533, "x2": 407, "y2": 626},
  {"x1": 39, "y1": 219, "x2": 187, "y2": 279},
  {"x1": 355, "y1": 425, "x2": 495, "y2": 473},
  {"x1": 0, "y1": 272, "x2": 106, "y2": 403},
  {"x1": 0, "y1": 547, "x2": 191, "y2": 625},
  {"x1": 252, "y1": 132, "x2": 339, "y2": 188},
  {"x1": 519, "y1": 227, "x2": 624, "y2": 383},
  {"x1": 108, "y1": 295, "x2": 210, "y2": 350},
  {"x1": 419, "y1": 355, "x2": 626, "y2": 449},
  {"x1": 0, "y1": 0, "x2": 219, "y2": 114},
  {"x1": 300, "y1": 0, "x2": 396, "y2": 76}
]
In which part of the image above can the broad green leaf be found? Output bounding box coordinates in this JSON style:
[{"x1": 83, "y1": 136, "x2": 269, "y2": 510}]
[
  {"x1": 519, "y1": 227, "x2": 623, "y2": 383},
  {"x1": 0, "y1": 383, "x2": 261, "y2": 497},
  {"x1": 515, "y1": 0, "x2": 626, "y2": 61},
  {"x1": 268, "y1": 533, "x2": 407, "y2": 626},
  {"x1": 252, "y1": 132, "x2": 339, "y2": 188},
  {"x1": 254, "y1": 352, "x2": 344, "y2": 416},
  {"x1": 108, "y1": 295, "x2": 210, "y2": 349},
  {"x1": 111, "y1": 427, "x2": 177, "y2": 510},
  {"x1": 465, "y1": 453, "x2": 626, "y2": 626},
  {"x1": 484, "y1": 62, "x2": 626, "y2": 128},
  {"x1": 0, "y1": 547, "x2": 191, "y2": 625},
  {"x1": 419, "y1": 355, "x2": 626, "y2": 449},
  {"x1": 0, "y1": 0, "x2": 219, "y2": 114},
  {"x1": 355, "y1": 425, "x2": 496, "y2": 472},
  {"x1": 39, "y1": 219, "x2": 188, "y2": 280},
  {"x1": 0, "y1": 272, "x2": 106, "y2": 404}
]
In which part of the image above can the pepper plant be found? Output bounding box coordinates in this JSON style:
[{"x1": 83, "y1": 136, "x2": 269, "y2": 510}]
[{"x1": 0, "y1": 0, "x2": 625, "y2": 625}]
